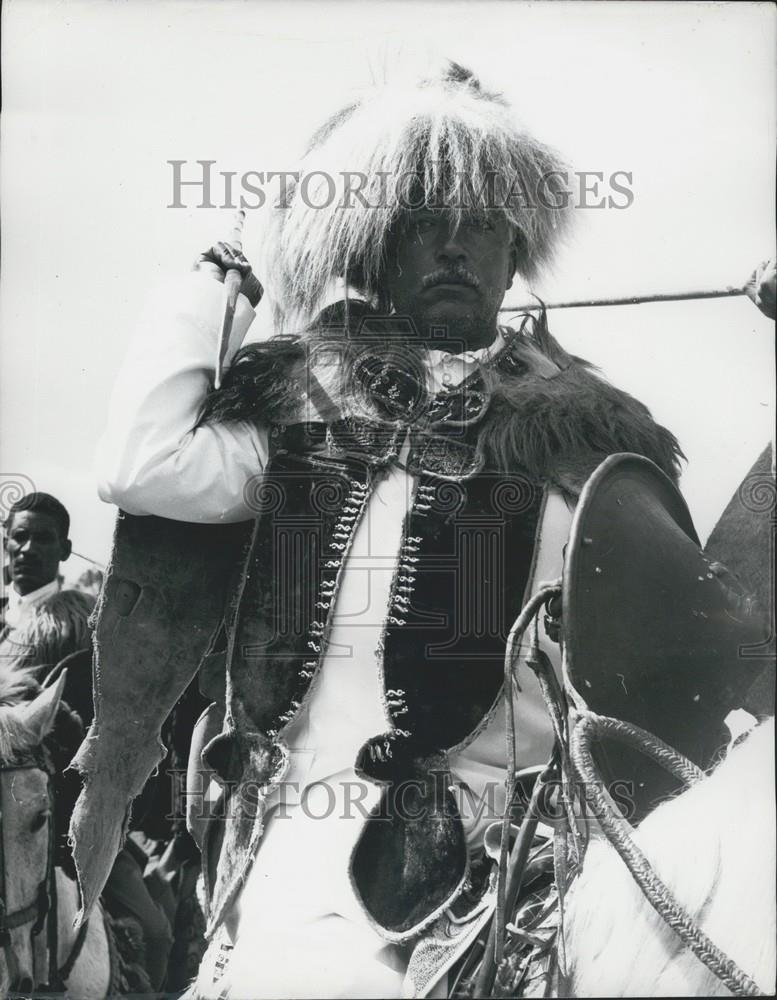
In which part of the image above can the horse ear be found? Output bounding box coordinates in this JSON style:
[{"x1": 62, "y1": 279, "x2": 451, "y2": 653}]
[{"x1": 18, "y1": 670, "x2": 68, "y2": 744}]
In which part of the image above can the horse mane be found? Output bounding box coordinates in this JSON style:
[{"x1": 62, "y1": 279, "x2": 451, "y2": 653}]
[
  {"x1": 0, "y1": 660, "x2": 41, "y2": 762},
  {"x1": 564, "y1": 719, "x2": 776, "y2": 996}
]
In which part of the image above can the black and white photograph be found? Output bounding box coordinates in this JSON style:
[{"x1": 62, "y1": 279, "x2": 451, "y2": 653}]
[{"x1": 1, "y1": 1, "x2": 775, "y2": 996}]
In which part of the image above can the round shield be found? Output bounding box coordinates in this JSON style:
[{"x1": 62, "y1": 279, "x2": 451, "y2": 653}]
[{"x1": 563, "y1": 453, "x2": 769, "y2": 820}]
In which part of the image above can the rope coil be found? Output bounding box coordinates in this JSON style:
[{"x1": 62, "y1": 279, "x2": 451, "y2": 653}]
[{"x1": 569, "y1": 710, "x2": 766, "y2": 997}]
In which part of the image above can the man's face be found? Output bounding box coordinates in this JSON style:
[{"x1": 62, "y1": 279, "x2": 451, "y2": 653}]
[
  {"x1": 3, "y1": 511, "x2": 70, "y2": 596},
  {"x1": 384, "y1": 208, "x2": 518, "y2": 350}
]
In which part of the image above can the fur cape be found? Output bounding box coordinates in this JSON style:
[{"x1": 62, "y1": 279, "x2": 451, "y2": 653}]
[{"x1": 200, "y1": 303, "x2": 683, "y2": 497}]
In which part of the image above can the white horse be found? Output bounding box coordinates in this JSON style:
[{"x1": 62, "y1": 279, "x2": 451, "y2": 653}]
[
  {"x1": 194, "y1": 718, "x2": 775, "y2": 999},
  {"x1": 563, "y1": 718, "x2": 776, "y2": 997},
  {"x1": 0, "y1": 669, "x2": 111, "y2": 998}
]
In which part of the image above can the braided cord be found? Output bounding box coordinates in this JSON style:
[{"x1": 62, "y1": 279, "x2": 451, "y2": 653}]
[
  {"x1": 576, "y1": 713, "x2": 705, "y2": 789},
  {"x1": 570, "y1": 710, "x2": 765, "y2": 997},
  {"x1": 495, "y1": 586, "x2": 562, "y2": 956},
  {"x1": 474, "y1": 585, "x2": 561, "y2": 997}
]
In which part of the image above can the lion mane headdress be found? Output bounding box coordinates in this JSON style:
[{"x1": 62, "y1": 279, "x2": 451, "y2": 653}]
[{"x1": 261, "y1": 61, "x2": 573, "y2": 330}]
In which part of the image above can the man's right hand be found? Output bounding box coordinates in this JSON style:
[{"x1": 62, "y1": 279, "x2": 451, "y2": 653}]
[
  {"x1": 744, "y1": 257, "x2": 776, "y2": 321},
  {"x1": 193, "y1": 241, "x2": 263, "y2": 308}
]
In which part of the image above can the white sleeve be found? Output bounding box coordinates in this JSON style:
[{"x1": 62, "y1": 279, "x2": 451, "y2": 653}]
[{"x1": 96, "y1": 270, "x2": 269, "y2": 523}]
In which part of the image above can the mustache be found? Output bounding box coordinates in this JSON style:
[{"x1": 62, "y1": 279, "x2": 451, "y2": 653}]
[{"x1": 421, "y1": 266, "x2": 481, "y2": 290}]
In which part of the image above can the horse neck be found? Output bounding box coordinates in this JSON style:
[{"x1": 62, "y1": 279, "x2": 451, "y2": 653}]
[
  {"x1": 565, "y1": 721, "x2": 776, "y2": 997},
  {"x1": 55, "y1": 868, "x2": 110, "y2": 999}
]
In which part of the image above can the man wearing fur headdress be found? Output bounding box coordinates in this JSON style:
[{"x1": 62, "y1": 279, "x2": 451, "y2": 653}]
[{"x1": 84, "y1": 64, "x2": 683, "y2": 997}]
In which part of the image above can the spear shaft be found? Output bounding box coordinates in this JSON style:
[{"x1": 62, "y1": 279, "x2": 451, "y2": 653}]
[
  {"x1": 498, "y1": 286, "x2": 746, "y2": 313},
  {"x1": 214, "y1": 266, "x2": 750, "y2": 377},
  {"x1": 214, "y1": 209, "x2": 246, "y2": 389}
]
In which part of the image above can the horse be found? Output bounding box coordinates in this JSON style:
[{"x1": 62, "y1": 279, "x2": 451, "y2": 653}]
[
  {"x1": 705, "y1": 444, "x2": 774, "y2": 619},
  {"x1": 705, "y1": 443, "x2": 775, "y2": 719},
  {"x1": 563, "y1": 717, "x2": 776, "y2": 997},
  {"x1": 0, "y1": 668, "x2": 112, "y2": 997},
  {"x1": 0, "y1": 657, "x2": 185, "y2": 996}
]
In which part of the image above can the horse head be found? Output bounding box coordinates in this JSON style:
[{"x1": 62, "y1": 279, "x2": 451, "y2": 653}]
[{"x1": 0, "y1": 670, "x2": 67, "y2": 995}]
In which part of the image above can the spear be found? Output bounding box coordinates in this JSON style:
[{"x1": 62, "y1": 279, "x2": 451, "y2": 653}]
[
  {"x1": 214, "y1": 209, "x2": 246, "y2": 390},
  {"x1": 498, "y1": 285, "x2": 747, "y2": 313},
  {"x1": 212, "y1": 260, "x2": 768, "y2": 381},
  {"x1": 214, "y1": 283, "x2": 749, "y2": 359}
]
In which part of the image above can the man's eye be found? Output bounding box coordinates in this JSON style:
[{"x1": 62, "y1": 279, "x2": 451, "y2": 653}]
[
  {"x1": 466, "y1": 217, "x2": 494, "y2": 231},
  {"x1": 415, "y1": 218, "x2": 437, "y2": 234}
]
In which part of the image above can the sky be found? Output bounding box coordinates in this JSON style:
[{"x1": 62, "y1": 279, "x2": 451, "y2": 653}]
[{"x1": 1, "y1": 0, "x2": 775, "y2": 582}]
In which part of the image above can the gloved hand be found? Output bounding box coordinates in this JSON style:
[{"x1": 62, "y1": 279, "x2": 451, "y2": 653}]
[{"x1": 194, "y1": 241, "x2": 263, "y2": 308}]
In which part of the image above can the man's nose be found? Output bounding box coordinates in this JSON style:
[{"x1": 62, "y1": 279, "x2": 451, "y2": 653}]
[{"x1": 436, "y1": 228, "x2": 468, "y2": 263}]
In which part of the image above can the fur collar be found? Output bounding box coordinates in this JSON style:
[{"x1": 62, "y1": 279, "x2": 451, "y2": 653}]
[{"x1": 200, "y1": 303, "x2": 683, "y2": 496}]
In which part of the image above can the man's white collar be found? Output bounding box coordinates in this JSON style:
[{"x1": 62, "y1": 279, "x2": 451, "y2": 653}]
[
  {"x1": 426, "y1": 328, "x2": 507, "y2": 367},
  {"x1": 5, "y1": 578, "x2": 61, "y2": 627}
]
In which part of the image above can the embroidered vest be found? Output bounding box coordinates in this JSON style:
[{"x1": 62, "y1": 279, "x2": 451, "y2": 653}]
[{"x1": 204, "y1": 367, "x2": 546, "y2": 939}]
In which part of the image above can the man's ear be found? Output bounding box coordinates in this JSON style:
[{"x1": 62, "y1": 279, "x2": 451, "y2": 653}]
[
  {"x1": 61, "y1": 537, "x2": 72, "y2": 563},
  {"x1": 506, "y1": 230, "x2": 526, "y2": 292},
  {"x1": 505, "y1": 245, "x2": 518, "y2": 291},
  {"x1": 17, "y1": 671, "x2": 68, "y2": 745}
]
